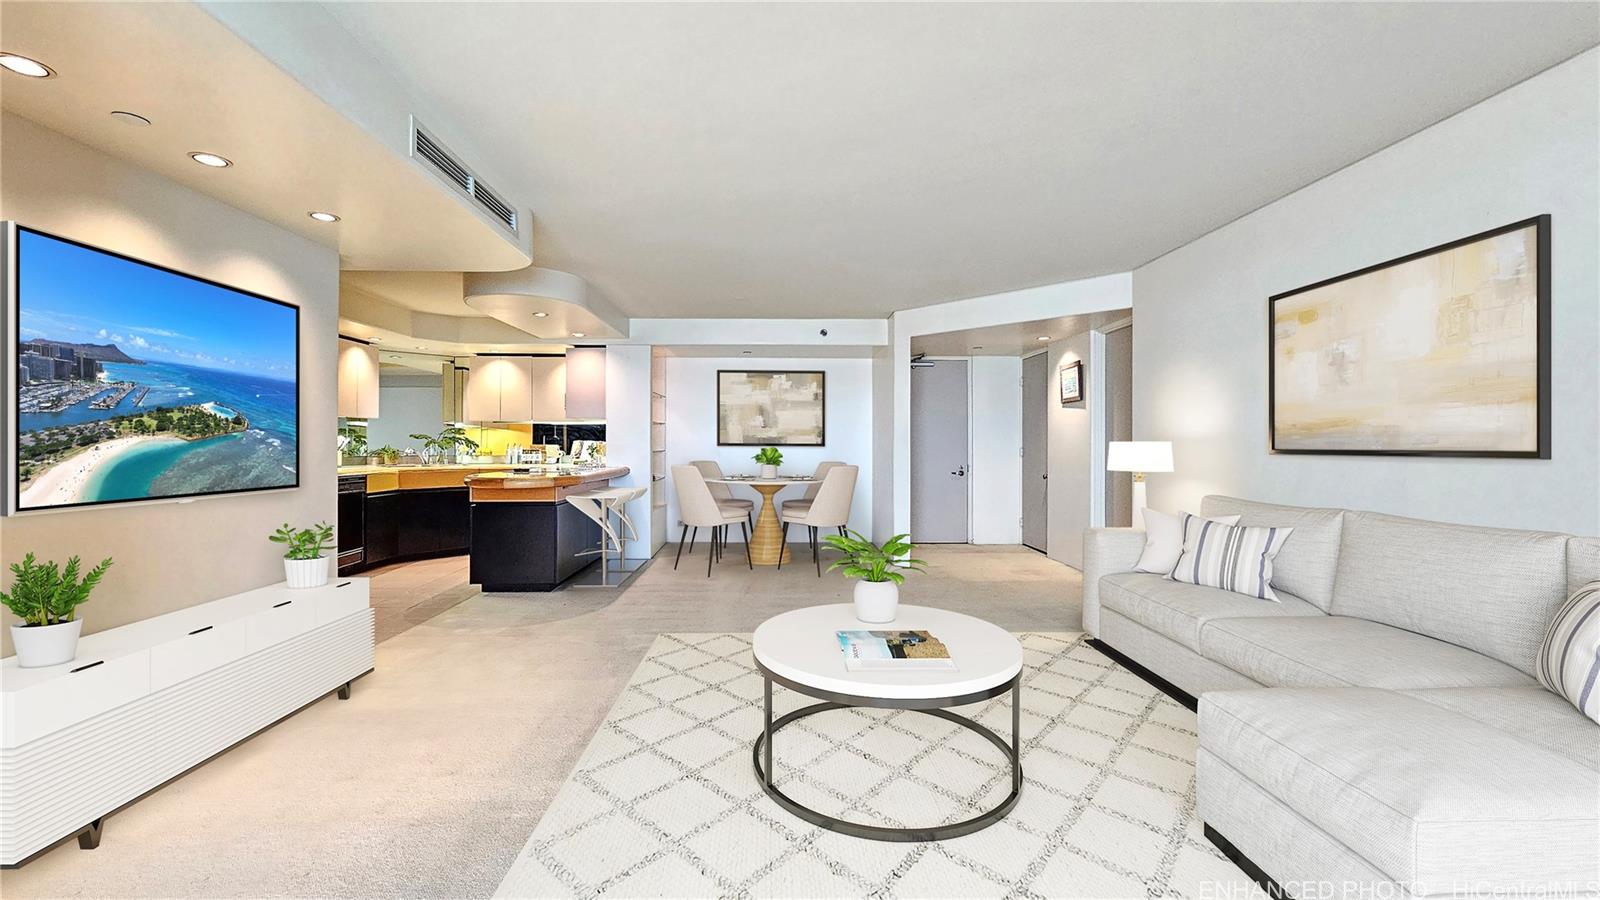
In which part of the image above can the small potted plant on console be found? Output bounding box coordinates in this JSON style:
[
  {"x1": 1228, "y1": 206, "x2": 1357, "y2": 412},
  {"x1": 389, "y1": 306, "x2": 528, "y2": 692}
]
[
  {"x1": 754, "y1": 446, "x2": 783, "y2": 479},
  {"x1": 2, "y1": 553, "x2": 113, "y2": 668},
  {"x1": 823, "y1": 531, "x2": 926, "y2": 623},
  {"x1": 269, "y1": 522, "x2": 335, "y2": 589}
]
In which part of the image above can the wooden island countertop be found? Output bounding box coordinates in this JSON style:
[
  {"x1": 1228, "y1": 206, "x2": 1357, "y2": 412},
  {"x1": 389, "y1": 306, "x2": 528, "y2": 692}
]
[{"x1": 466, "y1": 466, "x2": 629, "y2": 503}]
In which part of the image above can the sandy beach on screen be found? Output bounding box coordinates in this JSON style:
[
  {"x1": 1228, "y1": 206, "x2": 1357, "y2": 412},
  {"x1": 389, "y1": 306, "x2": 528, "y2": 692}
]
[{"x1": 19, "y1": 435, "x2": 182, "y2": 507}]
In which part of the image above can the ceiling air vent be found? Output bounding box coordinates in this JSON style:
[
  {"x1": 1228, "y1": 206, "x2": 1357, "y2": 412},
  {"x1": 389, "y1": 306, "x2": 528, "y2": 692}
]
[{"x1": 409, "y1": 118, "x2": 520, "y2": 236}]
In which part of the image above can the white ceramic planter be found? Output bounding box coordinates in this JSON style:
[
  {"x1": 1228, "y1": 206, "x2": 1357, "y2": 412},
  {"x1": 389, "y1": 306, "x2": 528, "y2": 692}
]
[
  {"x1": 11, "y1": 619, "x2": 83, "y2": 668},
  {"x1": 284, "y1": 556, "x2": 330, "y2": 589},
  {"x1": 853, "y1": 580, "x2": 900, "y2": 624},
  {"x1": 760, "y1": 464, "x2": 778, "y2": 479}
]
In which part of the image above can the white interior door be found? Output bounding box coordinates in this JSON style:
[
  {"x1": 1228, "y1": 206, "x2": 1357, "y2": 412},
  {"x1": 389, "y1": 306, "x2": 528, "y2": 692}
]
[
  {"x1": 910, "y1": 359, "x2": 970, "y2": 543},
  {"x1": 1021, "y1": 352, "x2": 1048, "y2": 552}
]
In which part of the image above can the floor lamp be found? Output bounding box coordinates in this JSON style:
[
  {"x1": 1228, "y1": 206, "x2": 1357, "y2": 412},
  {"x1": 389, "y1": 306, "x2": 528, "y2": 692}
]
[{"x1": 1107, "y1": 441, "x2": 1173, "y2": 530}]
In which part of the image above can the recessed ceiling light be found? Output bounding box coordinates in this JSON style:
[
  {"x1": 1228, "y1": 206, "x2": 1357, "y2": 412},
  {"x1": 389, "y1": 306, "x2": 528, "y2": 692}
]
[
  {"x1": 109, "y1": 110, "x2": 150, "y2": 126},
  {"x1": 1037, "y1": 335, "x2": 1051, "y2": 341},
  {"x1": 0, "y1": 54, "x2": 53, "y2": 78},
  {"x1": 307, "y1": 211, "x2": 340, "y2": 223},
  {"x1": 189, "y1": 152, "x2": 232, "y2": 168},
  {"x1": 532, "y1": 312, "x2": 549, "y2": 318}
]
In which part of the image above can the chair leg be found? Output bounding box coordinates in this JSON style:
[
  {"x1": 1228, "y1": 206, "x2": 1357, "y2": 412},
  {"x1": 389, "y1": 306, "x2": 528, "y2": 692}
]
[
  {"x1": 707, "y1": 526, "x2": 716, "y2": 577},
  {"x1": 741, "y1": 521, "x2": 753, "y2": 569},
  {"x1": 673, "y1": 524, "x2": 688, "y2": 570},
  {"x1": 814, "y1": 526, "x2": 822, "y2": 577},
  {"x1": 778, "y1": 522, "x2": 789, "y2": 570}
]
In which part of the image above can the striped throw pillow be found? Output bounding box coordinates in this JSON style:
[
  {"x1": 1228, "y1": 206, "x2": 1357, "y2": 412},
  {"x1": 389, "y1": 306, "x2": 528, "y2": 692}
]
[
  {"x1": 1169, "y1": 513, "x2": 1294, "y2": 602},
  {"x1": 1536, "y1": 581, "x2": 1600, "y2": 726}
]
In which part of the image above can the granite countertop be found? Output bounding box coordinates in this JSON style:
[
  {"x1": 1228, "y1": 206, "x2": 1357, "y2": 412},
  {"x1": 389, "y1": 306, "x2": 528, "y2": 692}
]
[{"x1": 465, "y1": 466, "x2": 629, "y2": 490}]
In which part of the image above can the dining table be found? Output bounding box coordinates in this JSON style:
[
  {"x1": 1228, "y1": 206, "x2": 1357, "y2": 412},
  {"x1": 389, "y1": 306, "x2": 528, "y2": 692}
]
[{"x1": 703, "y1": 475, "x2": 813, "y2": 566}]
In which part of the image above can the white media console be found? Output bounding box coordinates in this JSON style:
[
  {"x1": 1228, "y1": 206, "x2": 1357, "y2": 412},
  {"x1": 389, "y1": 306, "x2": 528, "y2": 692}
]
[{"x1": 0, "y1": 577, "x2": 374, "y2": 866}]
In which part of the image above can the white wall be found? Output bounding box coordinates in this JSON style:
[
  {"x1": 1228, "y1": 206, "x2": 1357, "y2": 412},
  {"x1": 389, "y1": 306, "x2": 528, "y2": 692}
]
[
  {"x1": 969, "y1": 356, "x2": 1022, "y2": 544},
  {"x1": 605, "y1": 344, "x2": 655, "y2": 558},
  {"x1": 1134, "y1": 49, "x2": 1600, "y2": 536},
  {"x1": 364, "y1": 371, "x2": 443, "y2": 450},
  {"x1": 870, "y1": 345, "x2": 895, "y2": 542},
  {"x1": 662, "y1": 357, "x2": 873, "y2": 541},
  {"x1": 0, "y1": 113, "x2": 340, "y2": 654},
  {"x1": 1046, "y1": 332, "x2": 1106, "y2": 568}
]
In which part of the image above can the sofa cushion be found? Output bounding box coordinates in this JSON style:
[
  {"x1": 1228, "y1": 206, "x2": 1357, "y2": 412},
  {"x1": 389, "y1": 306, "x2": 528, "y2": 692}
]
[
  {"x1": 1535, "y1": 580, "x2": 1600, "y2": 725},
  {"x1": 1200, "y1": 496, "x2": 1344, "y2": 611},
  {"x1": 1199, "y1": 616, "x2": 1534, "y2": 689},
  {"x1": 1399, "y1": 685, "x2": 1600, "y2": 770},
  {"x1": 1330, "y1": 510, "x2": 1572, "y2": 677},
  {"x1": 1199, "y1": 687, "x2": 1600, "y2": 892},
  {"x1": 1100, "y1": 572, "x2": 1323, "y2": 652}
]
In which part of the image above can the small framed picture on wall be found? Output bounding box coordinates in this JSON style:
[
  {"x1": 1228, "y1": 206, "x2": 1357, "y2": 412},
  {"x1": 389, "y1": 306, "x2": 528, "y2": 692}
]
[{"x1": 1059, "y1": 360, "x2": 1083, "y2": 404}]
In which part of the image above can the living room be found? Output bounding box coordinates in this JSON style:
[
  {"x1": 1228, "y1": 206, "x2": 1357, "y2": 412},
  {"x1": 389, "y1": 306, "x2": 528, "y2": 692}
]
[{"x1": 0, "y1": 3, "x2": 1596, "y2": 899}]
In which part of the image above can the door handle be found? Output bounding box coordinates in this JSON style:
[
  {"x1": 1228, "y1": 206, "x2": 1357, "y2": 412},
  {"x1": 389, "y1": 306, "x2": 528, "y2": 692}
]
[{"x1": 950, "y1": 465, "x2": 966, "y2": 477}]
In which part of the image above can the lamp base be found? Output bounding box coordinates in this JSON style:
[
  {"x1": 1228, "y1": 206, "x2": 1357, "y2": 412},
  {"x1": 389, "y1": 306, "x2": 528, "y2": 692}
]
[{"x1": 1132, "y1": 478, "x2": 1148, "y2": 530}]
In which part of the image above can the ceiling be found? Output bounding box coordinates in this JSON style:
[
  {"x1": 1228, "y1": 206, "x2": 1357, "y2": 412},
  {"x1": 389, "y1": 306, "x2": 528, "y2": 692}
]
[
  {"x1": 322, "y1": 2, "x2": 1597, "y2": 318},
  {"x1": 342, "y1": 271, "x2": 472, "y2": 316},
  {"x1": 911, "y1": 315, "x2": 1125, "y2": 358},
  {"x1": 0, "y1": 2, "x2": 529, "y2": 273}
]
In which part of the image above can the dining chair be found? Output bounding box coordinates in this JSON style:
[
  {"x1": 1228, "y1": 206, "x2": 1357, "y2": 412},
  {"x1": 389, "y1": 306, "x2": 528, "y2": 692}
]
[
  {"x1": 780, "y1": 460, "x2": 843, "y2": 518},
  {"x1": 778, "y1": 465, "x2": 858, "y2": 576},
  {"x1": 691, "y1": 459, "x2": 755, "y2": 544},
  {"x1": 672, "y1": 465, "x2": 752, "y2": 576}
]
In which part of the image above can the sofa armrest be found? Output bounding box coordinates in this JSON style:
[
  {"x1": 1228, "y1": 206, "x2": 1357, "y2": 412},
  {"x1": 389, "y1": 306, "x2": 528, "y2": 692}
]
[{"x1": 1082, "y1": 528, "x2": 1146, "y2": 638}]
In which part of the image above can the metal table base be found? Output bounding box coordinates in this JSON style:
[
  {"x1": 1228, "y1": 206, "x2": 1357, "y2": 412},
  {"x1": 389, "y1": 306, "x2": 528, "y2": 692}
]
[{"x1": 751, "y1": 662, "x2": 1022, "y2": 842}]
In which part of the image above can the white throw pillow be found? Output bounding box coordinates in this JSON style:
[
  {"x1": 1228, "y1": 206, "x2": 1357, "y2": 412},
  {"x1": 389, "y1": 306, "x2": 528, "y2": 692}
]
[
  {"x1": 1169, "y1": 513, "x2": 1293, "y2": 602},
  {"x1": 1135, "y1": 509, "x2": 1239, "y2": 574},
  {"x1": 1536, "y1": 580, "x2": 1600, "y2": 726}
]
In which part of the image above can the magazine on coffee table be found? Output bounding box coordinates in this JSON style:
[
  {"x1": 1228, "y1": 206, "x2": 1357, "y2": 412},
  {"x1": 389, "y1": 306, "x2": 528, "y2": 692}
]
[{"x1": 836, "y1": 630, "x2": 957, "y2": 671}]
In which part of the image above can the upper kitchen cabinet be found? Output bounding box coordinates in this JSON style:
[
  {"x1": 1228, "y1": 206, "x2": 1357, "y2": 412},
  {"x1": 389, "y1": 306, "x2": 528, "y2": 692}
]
[
  {"x1": 337, "y1": 338, "x2": 380, "y2": 419},
  {"x1": 564, "y1": 348, "x2": 606, "y2": 419},
  {"x1": 463, "y1": 356, "x2": 535, "y2": 422},
  {"x1": 528, "y1": 357, "x2": 566, "y2": 421}
]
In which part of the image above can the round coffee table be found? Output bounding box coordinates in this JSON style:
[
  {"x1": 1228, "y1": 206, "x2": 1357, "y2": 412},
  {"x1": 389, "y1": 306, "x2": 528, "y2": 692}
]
[{"x1": 751, "y1": 604, "x2": 1023, "y2": 842}]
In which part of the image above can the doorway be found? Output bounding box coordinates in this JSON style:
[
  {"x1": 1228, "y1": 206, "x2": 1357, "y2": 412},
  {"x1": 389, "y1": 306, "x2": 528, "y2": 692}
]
[
  {"x1": 910, "y1": 358, "x2": 970, "y2": 543},
  {"x1": 1021, "y1": 351, "x2": 1049, "y2": 552}
]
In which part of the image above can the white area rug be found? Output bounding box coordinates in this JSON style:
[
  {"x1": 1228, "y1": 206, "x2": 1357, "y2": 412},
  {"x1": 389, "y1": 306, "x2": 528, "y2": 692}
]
[{"x1": 495, "y1": 632, "x2": 1262, "y2": 899}]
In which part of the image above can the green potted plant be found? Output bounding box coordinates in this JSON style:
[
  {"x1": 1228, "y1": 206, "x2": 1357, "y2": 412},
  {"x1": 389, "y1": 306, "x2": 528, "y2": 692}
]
[
  {"x1": 1, "y1": 553, "x2": 113, "y2": 668},
  {"x1": 269, "y1": 522, "x2": 335, "y2": 589},
  {"x1": 337, "y1": 426, "x2": 368, "y2": 465},
  {"x1": 823, "y1": 531, "x2": 926, "y2": 623},
  {"x1": 372, "y1": 445, "x2": 401, "y2": 466},
  {"x1": 753, "y1": 446, "x2": 783, "y2": 479},
  {"x1": 409, "y1": 426, "x2": 481, "y2": 464}
]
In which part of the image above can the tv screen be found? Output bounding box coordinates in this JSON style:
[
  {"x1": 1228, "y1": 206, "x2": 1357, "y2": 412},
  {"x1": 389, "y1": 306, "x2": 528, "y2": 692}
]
[{"x1": 12, "y1": 227, "x2": 299, "y2": 511}]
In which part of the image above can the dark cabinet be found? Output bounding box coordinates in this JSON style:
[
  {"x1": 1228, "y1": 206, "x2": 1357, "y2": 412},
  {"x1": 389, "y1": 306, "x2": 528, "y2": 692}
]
[
  {"x1": 360, "y1": 487, "x2": 468, "y2": 569},
  {"x1": 364, "y1": 491, "x2": 401, "y2": 566}
]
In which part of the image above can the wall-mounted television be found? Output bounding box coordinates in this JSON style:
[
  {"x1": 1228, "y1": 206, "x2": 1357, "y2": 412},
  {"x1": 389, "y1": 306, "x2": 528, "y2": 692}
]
[{"x1": 8, "y1": 226, "x2": 299, "y2": 512}]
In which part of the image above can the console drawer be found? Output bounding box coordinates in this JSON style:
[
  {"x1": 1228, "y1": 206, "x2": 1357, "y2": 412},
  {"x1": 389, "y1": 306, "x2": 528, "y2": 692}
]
[
  {"x1": 1, "y1": 650, "x2": 151, "y2": 749},
  {"x1": 245, "y1": 597, "x2": 316, "y2": 652},
  {"x1": 149, "y1": 619, "x2": 249, "y2": 692}
]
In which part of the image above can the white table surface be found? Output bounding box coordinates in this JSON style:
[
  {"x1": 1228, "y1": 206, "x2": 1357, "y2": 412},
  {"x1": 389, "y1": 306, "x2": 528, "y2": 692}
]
[
  {"x1": 704, "y1": 476, "x2": 812, "y2": 487},
  {"x1": 752, "y1": 604, "x2": 1022, "y2": 700}
]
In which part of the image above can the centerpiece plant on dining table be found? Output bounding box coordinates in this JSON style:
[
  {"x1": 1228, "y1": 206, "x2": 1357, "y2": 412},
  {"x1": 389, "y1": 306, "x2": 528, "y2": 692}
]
[
  {"x1": 823, "y1": 530, "x2": 926, "y2": 623},
  {"x1": 753, "y1": 446, "x2": 783, "y2": 478}
]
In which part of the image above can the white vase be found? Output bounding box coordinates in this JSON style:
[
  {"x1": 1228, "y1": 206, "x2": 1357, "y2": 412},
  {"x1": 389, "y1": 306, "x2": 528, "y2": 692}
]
[
  {"x1": 853, "y1": 580, "x2": 899, "y2": 624},
  {"x1": 11, "y1": 619, "x2": 83, "y2": 668},
  {"x1": 760, "y1": 464, "x2": 778, "y2": 479},
  {"x1": 284, "y1": 556, "x2": 330, "y2": 589}
]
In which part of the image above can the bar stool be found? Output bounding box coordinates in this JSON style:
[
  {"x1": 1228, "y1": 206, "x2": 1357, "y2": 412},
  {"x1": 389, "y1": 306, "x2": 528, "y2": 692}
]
[
  {"x1": 566, "y1": 489, "x2": 624, "y2": 586},
  {"x1": 596, "y1": 485, "x2": 649, "y2": 546}
]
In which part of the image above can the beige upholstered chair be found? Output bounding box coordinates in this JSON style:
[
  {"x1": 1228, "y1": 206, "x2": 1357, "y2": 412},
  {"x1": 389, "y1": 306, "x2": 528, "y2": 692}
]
[
  {"x1": 779, "y1": 465, "x2": 858, "y2": 576},
  {"x1": 672, "y1": 465, "x2": 752, "y2": 575},
  {"x1": 690, "y1": 459, "x2": 755, "y2": 534},
  {"x1": 781, "y1": 460, "x2": 843, "y2": 517}
]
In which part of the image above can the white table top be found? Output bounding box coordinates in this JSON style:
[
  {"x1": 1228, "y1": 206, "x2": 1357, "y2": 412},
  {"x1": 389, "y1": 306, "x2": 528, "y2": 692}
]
[
  {"x1": 752, "y1": 604, "x2": 1022, "y2": 700},
  {"x1": 705, "y1": 475, "x2": 812, "y2": 487}
]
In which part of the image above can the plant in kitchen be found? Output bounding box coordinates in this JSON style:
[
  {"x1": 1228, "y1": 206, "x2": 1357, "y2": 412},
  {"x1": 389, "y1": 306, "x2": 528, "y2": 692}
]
[
  {"x1": 337, "y1": 426, "x2": 368, "y2": 457},
  {"x1": 268, "y1": 522, "x2": 335, "y2": 561},
  {"x1": 372, "y1": 445, "x2": 401, "y2": 465},
  {"x1": 1, "y1": 553, "x2": 113, "y2": 627},
  {"x1": 409, "y1": 426, "x2": 481, "y2": 462}
]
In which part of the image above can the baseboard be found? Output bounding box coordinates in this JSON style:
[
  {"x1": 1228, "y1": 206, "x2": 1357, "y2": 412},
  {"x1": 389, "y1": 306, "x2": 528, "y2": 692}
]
[
  {"x1": 1203, "y1": 824, "x2": 1288, "y2": 899},
  {"x1": 1084, "y1": 637, "x2": 1199, "y2": 712}
]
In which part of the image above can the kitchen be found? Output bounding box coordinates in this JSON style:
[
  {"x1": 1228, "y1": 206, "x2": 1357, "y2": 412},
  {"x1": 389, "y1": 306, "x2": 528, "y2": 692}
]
[{"x1": 335, "y1": 340, "x2": 632, "y2": 590}]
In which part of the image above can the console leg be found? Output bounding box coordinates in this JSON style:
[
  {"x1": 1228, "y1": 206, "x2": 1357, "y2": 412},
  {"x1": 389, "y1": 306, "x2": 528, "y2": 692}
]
[
  {"x1": 337, "y1": 681, "x2": 352, "y2": 700},
  {"x1": 77, "y1": 818, "x2": 104, "y2": 850}
]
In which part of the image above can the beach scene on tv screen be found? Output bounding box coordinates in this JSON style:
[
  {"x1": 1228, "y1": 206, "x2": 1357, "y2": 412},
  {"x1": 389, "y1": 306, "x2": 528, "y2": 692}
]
[{"x1": 14, "y1": 230, "x2": 298, "y2": 510}]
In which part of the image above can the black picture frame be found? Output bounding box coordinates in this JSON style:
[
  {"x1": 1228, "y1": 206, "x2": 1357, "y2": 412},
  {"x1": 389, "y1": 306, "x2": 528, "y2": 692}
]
[
  {"x1": 716, "y1": 369, "x2": 826, "y2": 446},
  {"x1": 1059, "y1": 360, "x2": 1083, "y2": 405},
  {"x1": 9, "y1": 224, "x2": 302, "y2": 513},
  {"x1": 1268, "y1": 214, "x2": 1550, "y2": 459}
]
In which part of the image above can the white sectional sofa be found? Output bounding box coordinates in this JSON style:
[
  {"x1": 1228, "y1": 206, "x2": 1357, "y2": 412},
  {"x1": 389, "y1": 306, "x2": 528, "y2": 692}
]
[{"x1": 1083, "y1": 496, "x2": 1600, "y2": 899}]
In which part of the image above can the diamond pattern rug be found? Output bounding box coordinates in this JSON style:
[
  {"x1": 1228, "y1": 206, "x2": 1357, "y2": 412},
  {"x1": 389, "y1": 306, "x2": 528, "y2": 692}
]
[{"x1": 495, "y1": 632, "x2": 1262, "y2": 899}]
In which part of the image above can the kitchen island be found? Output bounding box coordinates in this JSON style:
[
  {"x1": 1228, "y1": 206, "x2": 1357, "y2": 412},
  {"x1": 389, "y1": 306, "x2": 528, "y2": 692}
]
[
  {"x1": 337, "y1": 464, "x2": 519, "y2": 574},
  {"x1": 465, "y1": 466, "x2": 630, "y2": 591}
]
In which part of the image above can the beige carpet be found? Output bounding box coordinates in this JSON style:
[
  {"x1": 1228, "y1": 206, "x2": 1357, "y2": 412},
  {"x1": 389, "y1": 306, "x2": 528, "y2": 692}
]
[
  {"x1": 496, "y1": 632, "x2": 1260, "y2": 899},
  {"x1": 0, "y1": 546, "x2": 1078, "y2": 898}
]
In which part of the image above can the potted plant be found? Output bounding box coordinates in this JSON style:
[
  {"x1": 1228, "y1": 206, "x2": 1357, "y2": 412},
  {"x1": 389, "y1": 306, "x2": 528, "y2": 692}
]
[
  {"x1": 372, "y1": 445, "x2": 401, "y2": 466},
  {"x1": 409, "y1": 426, "x2": 481, "y2": 464},
  {"x1": 1, "y1": 553, "x2": 113, "y2": 668},
  {"x1": 269, "y1": 522, "x2": 335, "y2": 589},
  {"x1": 823, "y1": 531, "x2": 927, "y2": 623},
  {"x1": 337, "y1": 426, "x2": 368, "y2": 465},
  {"x1": 754, "y1": 446, "x2": 783, "y2": 479}
]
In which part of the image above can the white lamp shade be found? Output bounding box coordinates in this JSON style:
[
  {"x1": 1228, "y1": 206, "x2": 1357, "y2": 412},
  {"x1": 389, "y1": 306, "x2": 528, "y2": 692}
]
[{"x1": 1107, "y1": 441, "x2": 1173, "y2": 473}]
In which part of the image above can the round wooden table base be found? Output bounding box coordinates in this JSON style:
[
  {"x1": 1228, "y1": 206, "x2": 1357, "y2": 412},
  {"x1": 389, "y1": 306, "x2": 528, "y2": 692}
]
[{"x1": 749, "y1": 483, "x2": 793, "y2": 566}]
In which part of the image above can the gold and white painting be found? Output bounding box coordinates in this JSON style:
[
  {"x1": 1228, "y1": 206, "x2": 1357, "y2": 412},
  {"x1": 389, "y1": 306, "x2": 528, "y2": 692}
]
[
  {"x1": 1271, "y1": 218, "x2": 1546, "y2": 456},
  {"x1": 717, "y1": 370, "x2": 825, "y2": 445}
]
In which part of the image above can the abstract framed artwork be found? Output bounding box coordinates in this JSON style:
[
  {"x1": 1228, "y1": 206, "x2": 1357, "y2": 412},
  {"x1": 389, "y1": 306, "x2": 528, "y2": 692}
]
[
  {"x1": 1059, "y1": 360, "x2": 1083, "y2": 405},
  {"x1": 1269, "y1": 215, "x2": 1550, "y2": 458},
  {"x1": 716, "y1": 370, "x2": 825, "y2": 446}
]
